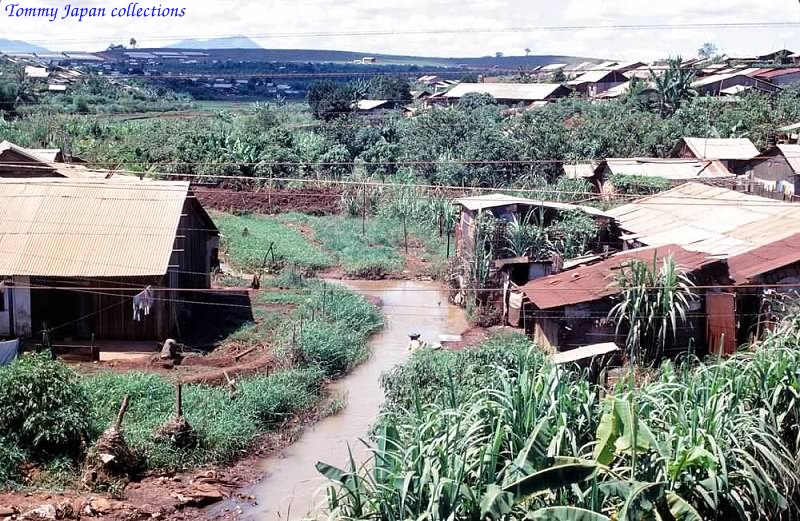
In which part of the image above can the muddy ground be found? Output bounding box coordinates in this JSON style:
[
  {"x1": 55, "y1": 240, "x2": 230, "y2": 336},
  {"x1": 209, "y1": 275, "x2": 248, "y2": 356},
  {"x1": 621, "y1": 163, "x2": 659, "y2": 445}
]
[
  {"x1": 194, "y1": 187, "x2": 343, "y2": 216},
  {"x1": 0, "y1": 408, "x2": 326, "y2": 521}
]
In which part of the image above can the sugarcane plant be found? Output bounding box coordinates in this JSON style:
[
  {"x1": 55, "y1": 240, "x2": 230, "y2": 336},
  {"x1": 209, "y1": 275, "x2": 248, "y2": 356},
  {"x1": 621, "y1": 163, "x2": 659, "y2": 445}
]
[{"x1": 608, "y1": 253, "x2": 697, "y2": 367}]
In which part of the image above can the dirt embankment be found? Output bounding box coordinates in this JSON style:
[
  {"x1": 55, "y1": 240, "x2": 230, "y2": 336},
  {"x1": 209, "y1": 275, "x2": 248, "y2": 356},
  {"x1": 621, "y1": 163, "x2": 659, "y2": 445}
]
[
  {"x1": 0, "y1": 409, "x2": 323, "y2": 521},
  {"x1": 194, "y1": 187, "x2": 343, "y2": 216}
]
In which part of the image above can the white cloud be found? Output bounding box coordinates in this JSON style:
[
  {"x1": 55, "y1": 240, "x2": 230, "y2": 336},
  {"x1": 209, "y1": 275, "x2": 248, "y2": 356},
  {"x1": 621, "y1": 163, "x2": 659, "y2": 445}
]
[{"x1": 0, "y1": 0, "x2": 798, "y2": 59}]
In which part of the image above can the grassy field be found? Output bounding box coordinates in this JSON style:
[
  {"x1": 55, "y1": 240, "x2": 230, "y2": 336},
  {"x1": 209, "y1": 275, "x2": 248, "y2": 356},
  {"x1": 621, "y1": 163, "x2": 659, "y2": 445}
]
[
  {"x1": 215, "y1": 210, "x2": 449, "y2": 279},
  {"x1": 214, "y1": 211, "x2": 333, "y2": 273},
  {"x1": 281, "y1": 213, "x2": 449, "y2": 278}
]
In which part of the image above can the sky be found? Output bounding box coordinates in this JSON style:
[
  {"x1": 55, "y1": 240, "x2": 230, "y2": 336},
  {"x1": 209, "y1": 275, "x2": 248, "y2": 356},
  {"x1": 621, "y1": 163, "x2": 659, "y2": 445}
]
[{"x1": 2, "y1": 0, "x2": 799, "y2": 60}]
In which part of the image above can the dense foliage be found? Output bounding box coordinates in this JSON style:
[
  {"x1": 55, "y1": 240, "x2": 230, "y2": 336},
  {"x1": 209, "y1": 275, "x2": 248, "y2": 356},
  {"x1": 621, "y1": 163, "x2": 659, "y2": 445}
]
[
  {"x1": 0, "y1": 59, "x2": 192, "y2": 117},
  {"x1": 3, "y1": 86, "x2": 800, "y2": 189},
  {"x1": 0, "y1": 354, "x2": 90, "y2": 460},
  {"x1": 321, "y1": 329, "x2": 800, "y2": 520},
  {"x1": 0, "y1": 276, "x2": 382, "y2": 484},
  {"x1": 610, "y1": 173, "x2": 672, "y2": 195}
]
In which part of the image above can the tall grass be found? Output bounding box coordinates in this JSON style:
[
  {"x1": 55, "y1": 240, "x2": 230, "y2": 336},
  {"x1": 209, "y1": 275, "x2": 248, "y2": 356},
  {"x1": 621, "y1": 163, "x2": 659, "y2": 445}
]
[
  {"x1": 83, "y1": 368, "x2": 324, "y2": 471},
  {"x1": 281, "y1": 213, "x2": 446, "y2": 279},
  {"x1": 213, "y1": 212, "x2": 333, "y2": 273},
  {"x1": 320, "y1": 334, "x2": 800, "y2": 520}
]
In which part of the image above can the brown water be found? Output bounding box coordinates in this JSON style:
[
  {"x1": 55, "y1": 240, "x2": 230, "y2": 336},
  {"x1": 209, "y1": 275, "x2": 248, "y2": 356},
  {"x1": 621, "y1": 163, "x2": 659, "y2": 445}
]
[{"x1": 237, "y1": 280, "x2": 468, "y2": 521}]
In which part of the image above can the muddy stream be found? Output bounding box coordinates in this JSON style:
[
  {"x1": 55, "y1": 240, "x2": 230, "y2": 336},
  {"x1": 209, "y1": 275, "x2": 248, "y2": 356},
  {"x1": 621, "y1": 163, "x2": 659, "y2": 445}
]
[{"x1": 231, "y1": 280, "x2": 468, "y2": 520}]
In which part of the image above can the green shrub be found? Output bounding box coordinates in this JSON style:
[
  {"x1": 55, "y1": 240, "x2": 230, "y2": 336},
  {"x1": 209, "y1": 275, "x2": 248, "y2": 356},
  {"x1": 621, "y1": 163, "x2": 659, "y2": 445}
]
[
  {"x1": 610, "y1": 173, "x2": 671, "y2": 195},
  {"x1": 301, "y1": 284, "x2": 383, "y2": 337},
  {"x1": 0, "y1": 354, "x2": 90, "y2": 457},
  {"x1": 0, "y1": 436, "x2": 27, "y2": 488},
  {"x1": 214, "y1": 212, "x2": 332, "y2": 273},
  {"x1": 83, "y1": 368, "x2": 324, "y2": 471},
  {"x1": 381, "y1": 331, "x2": 532, "y2": 412},
  {"x1": 298, "y1": 322, "x2": 368, "y2": 377}
]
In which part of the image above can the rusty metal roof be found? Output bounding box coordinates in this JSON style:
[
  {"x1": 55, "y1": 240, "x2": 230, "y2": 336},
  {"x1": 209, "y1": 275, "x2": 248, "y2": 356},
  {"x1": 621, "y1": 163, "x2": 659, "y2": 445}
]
[
  {"x1": 727, "y1": 233, "x2": 800, "y2": 283},
  {"x1": 608, "y1": 182, "x2": 800, "y2": 256},
  {"x1": 0, "y1": 178, "x2": 193, "y2": 277},
  {"x1": 520, "y1": 245, "x2": 720, "y2": 310}
]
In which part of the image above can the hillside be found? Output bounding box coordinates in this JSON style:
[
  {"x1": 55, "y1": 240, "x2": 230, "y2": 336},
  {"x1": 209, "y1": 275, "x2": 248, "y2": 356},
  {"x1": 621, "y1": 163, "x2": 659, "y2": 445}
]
[
  {"x1": 104, "y1": 46, "x2": 601, "y2": 67},
  {"x1": 0, "y1": 39, "x2": 49, "y2": 53},
  {"x1": 167, "y1": 36, "x2": 262, "y2": 50}
]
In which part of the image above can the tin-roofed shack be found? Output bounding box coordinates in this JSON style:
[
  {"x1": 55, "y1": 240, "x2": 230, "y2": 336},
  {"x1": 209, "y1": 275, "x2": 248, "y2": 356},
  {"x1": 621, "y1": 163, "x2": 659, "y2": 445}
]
[
  {"x1": 452, "y1": 194, "x2": 619, "y2": 325},
  {"x1": 517, "y1": 245, "x2": 728, "y2": 355},
  {"x1": 454, "y1": 193, "x2": 615, "y2": 259},
  {"x1": 0, "y1": 178, "x2": 219, "y2": 342},
  {"x1": 0, "y1": 141, "x2": 94, "y2": 179},
  {"x1": 670, "y1": 137, "x2": 760, "y2": 175},
  {"x1": 727, "y1": 233, "x2": 800, "y2": 350}
]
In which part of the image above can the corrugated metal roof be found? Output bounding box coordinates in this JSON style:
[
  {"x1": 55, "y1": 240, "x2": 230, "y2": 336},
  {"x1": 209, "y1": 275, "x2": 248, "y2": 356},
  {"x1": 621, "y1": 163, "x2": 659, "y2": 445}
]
[
  {"x1": 755, "y1": 67, "x2": 800, "y2": 79},
  {"x1": 24, "y1": 66, "x2": 48, "y2": 78},
  {"x1": 777, "y1": 144, "x2": 800, "y2": 174},
  {"x1": 728, "y1": 233, "x2": 800, "y2": 283},
  {"x1": 355, "y1": 99, "x2": 390, "y2": 110},
  {"x1": 563, "y1": 163, "x2": 598, "y2": 178},
  {"x1": 778, "y1": 122, "x2": 800, "y2": 132},
  {"x1": 608, "y1": 182, "x2": 800, "y2": 256},
  {"x1": 454, "y1": 193, "x2": 609, "y2": 217},
  {"x1": 566, "y1": 70, "x2": 622, "y2": 85},
  {"x1": 0, "y1": 178, "x2": 193, "y2": 277},
  {"x1": 25, "y1": 149, "x2": 60, "y2": 162},
  {"x1": 442, "y1": 83, "x2": 569, "y2": 101},
  {"x1": 521, "y1": 245, "x2": 718, "y2": 309},
  {"x1": 719, "y1": 85, "x2": 752, "y2": 95},
  {"x1": 604, "y1": 158, "x2": 733, "y2": 179},
  {"x1": 678, "y1": 137, "x2": 760, "y2": 160},
  {"x1": 552, "y1": 342, "x2": 619, "y2": 364},
  {"x1": 0, "y1": 141, "x2": 45, "y2": 163}
]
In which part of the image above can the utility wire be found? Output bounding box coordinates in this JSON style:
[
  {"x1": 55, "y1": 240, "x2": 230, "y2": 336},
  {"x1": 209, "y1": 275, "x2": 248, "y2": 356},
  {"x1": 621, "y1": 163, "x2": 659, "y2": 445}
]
[{"x1": 15, "y1": 20, "x2": 800, "y2": 45}]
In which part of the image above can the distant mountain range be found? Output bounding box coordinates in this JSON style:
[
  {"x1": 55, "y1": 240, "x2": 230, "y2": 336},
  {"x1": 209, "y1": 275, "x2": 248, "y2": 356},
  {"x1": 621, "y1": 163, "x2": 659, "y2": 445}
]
[
  {"x1": 167, "y1": 36, "x2": 262, "y2": 50},
  {"x1": 3, "y1": 35, "x2": 601, "y2": 69},
  {"x1": 0, "y1": 39, "x2": 49, "y2": 53}
]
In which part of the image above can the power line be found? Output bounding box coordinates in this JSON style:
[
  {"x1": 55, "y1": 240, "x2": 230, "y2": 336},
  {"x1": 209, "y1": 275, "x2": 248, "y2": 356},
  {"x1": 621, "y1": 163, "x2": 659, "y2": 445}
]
[
  {"x1": 0, "y1": 175, "x2": 796, "y2": 208},
  {"x1": 14, "y1": 21, "x2": 800, "y2": 46}
]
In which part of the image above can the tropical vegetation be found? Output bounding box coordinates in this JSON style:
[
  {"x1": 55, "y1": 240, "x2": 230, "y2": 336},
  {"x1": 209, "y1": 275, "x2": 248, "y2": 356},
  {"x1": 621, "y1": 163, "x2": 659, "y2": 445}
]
[{"x1": 318, "y1": 316, "x2": 800, "y2": 521}]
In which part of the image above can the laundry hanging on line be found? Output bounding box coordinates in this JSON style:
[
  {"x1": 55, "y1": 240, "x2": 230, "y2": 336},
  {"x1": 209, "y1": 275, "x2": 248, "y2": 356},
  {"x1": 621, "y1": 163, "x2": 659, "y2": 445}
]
[
  {"x1": 0, "y1": 339, "x2": 19, "y2": 367},
  {"x1": 133, "y1": 286, "x2": 153, "y2": 321}
]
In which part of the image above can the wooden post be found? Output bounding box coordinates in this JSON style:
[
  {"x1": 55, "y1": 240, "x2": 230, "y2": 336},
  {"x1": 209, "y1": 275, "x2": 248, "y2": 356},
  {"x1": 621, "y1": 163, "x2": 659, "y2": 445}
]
[
  {"x1": 446, "y1": 232, "x2": 451, "y2": 259},
  {"x1": 90, "y1": 333, "x2": 98, "y2": 362},
  {"x1": 113, "y1": 394, "x2": 130, "y2": 432},
  {"x1": 362, "y1": 183, "x2": 367, "y2": 236},
  {"x1": 268, "y1": 173, "x2": 273, "y2": 213},
  {"x1": 402, "y1": 212, "x2": 408, "y2": 254},
  {"x1": 175, "y1": 384, "x2": 183, "y2": 418},
  {"x1": 260, "y1": 241, "x2": 275, "y2": 270}
]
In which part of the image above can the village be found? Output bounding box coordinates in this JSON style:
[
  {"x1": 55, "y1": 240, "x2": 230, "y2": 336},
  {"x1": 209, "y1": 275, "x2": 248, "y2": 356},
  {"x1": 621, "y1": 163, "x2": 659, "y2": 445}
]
[{"x1": 3, "y1": 12, "x2": 800, "y2": 521}]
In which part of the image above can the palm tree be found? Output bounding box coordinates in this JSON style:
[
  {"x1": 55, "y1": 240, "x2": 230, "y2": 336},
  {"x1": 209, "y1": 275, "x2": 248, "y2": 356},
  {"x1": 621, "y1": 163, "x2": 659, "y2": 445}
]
[
  {"x1": 524, "y1": 47, "x2": 531, "y2": 56},
  {"x1": 649, "y1": 56, "x2": 697, "y2": 115},
  {"x1": 607, "y1": 253, "x2": 697, "y2": 366},
  {"x1": 129, "y1": 37, "x2": 137, "y2": 49}
]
